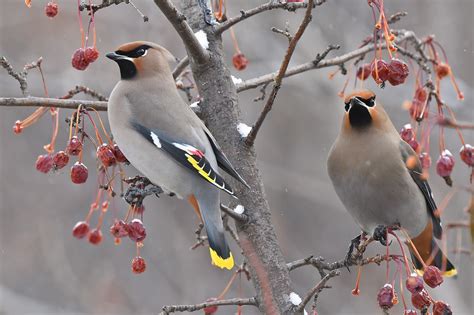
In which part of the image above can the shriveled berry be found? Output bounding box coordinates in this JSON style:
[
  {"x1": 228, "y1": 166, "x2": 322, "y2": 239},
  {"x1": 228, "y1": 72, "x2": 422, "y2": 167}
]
[
  {"x1": 436, "y1": 150, "x2": 455, "y2": 177},
  {"x1": 113, "y1": 144, "x2": 128, "y2": 163},
  {"x1": 400, "y1": 124, "x2": 415, "y2": 142},
  {"x1": 72, "y1": 221, "x2": 90, "y2": 239},
  {"x1": 203, "y1": 297, "x2": 219, "y2": 315},
  {"x1": 52, "y1": 151, "x2": 69, "y2": 169},
  {"x1": 406, "y1": 274, "x2": 424, "y2": 294},
  {"x1": 35, "y1": 154, "x2": 54, "y2": 173},
  {"x1": 419, "y1": 152, "x2": 432, "y2": 169},
  {"x1": 409, "y1": 99, "x2": 428, "y2": 120},
  {"x1": 45, "y1": 2, "x2": 58, "y2": 18},
  {"x1": 84, "y1": 46, "x2": 99, "y2": 63},
  {"x1": 88, "y1": 228, "x2": 103, "y2": 245},
  {"x1": 13, "y1": 120, "x2": 22, "y2": 134},
  {"x1": 433, "y1": 300, "x2": 452, "y2": 315},
  {"x1": 66, "y1": 136, "x2": 83, "y2": 156},
  {"x1": 70, "y1": 162, "x2": 88, "y2": 184},
  {"x1": 371, "y1": 59, "x2": 390, "y2": 84},
  {"x1": 110, "y1": 219, "x2": 128, "y2": 238},
  {"x1": 408, "y1": 138, "x2": 419, "y2": 152},
  {"x1": 415, "y1": 87, "x2": 428, "y2": 102},
  {"x1": 356, "y1": 64, "x2": 372, "y2": 80},
  {"x1": 97, "y1": 143, "x2": 116, "y2": 167},
  {"x1": 423, "y1": 265, "x2": 443, "y2": 288},
  {"x1": 387, "y1": 58, "x2": 409, "y2": 86},
  {"x1": 127, "y1": 219, "x2": 147, "y2": 242},
  {"x1": 411, "y1": 289, "x2": 431, "y2": 310},
  {"x1": 232, "y1": 53, "x2": 248, "y2": 71},
  {"x1": 404, "y1": 310, "x2": 417, "y2": 315},
  {"x1": 460, "y1": 144, "x2": 474, "y2": 166},
  {"x1": 72, "y1": 48, "x2": 89, "y2": 71},
  {"x1": 377, "y1": 284, "x2": 395, "y2": 310},
  {"x1": 435, "y1": 62, "x2": 451, "y2": 79},
  {"x1": 131, "y1": 256, "x2": 146, "y2": 274}
]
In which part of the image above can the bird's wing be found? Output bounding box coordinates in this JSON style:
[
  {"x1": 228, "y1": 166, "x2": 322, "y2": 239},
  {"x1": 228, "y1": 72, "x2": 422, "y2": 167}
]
[
  {"x1": 131, "y1": 121, "x2": 235, "y2": 196},
  {"x1": 202, "y1": 128, "x2": 250, "y2": 188},
  {"x1": 399, "y1": 140, "x2": 442, "y2": 238}
]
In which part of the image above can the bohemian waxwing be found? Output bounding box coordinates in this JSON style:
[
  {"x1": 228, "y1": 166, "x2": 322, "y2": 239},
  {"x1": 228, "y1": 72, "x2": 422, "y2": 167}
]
[
  {"x1": 327, "y1": 89, "x2": 456, "y2": 276},
  {"x1": 106, "y1": 41, "x2": 249, "y2": 270}
]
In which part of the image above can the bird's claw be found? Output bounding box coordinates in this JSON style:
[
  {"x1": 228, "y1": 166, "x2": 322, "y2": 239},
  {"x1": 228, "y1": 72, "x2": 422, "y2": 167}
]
[
  {"x1": 373, "y1": 224, "x2": 400, "y2": 246},
  {"x1": 344, "y1": 234, "x2": 362, "y2": 271}
]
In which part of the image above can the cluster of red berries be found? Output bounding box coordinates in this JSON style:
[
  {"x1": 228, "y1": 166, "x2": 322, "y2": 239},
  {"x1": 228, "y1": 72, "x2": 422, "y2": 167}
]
[
  {"x1": 357, "y1": 58, "x2": 409, "y2": 86},
  {"x1": 399, "y1": 123, "x2": 474, "y2": 185},
  {"x1": 377, "y1": 267, "x2": 451, "y2": 314},
  {"x1": 72, "y1": 47, "x2": 100, "y2": 71}
]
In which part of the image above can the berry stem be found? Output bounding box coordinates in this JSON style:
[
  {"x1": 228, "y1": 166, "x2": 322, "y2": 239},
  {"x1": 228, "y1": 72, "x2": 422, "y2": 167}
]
[
  {"x1": 229, "y1": 26, "x2": 241, "y2": 54},
  {"x1": 88, "y1": 107, "x2": 113, "y2": 144},
  {"x1": 388, "y1": 230, "x2": 411, "y2": 277},
  {"x1": 351, "y1": 265, "x2": 362, "y2": 295},
  {"x1": 77, "y1": 0, "x2": 85, "y2": 48},
  {"x1": 217, "y1": 271, "x2": 239, "y2": 300},
  {"x1": 400, "y1": 228, "x2": 427, "y2": 269}
]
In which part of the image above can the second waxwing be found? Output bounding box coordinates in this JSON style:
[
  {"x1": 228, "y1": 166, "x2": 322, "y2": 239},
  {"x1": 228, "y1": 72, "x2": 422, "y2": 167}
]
[
  {"x1": 327, "y1": 89, "x2": 456, "y2": 276},
  {"x1": 106, "y1": 41, "x2": 249, "y2": 270}
]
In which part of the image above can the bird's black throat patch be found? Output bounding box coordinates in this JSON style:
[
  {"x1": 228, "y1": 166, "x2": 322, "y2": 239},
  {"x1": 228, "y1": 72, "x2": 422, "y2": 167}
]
[
  {"x1": 349, "y1": 104, "x2": 372, "y2": 128},
  {"x1": 117, "y1": 59, "x2": 137, "y2": 80}
]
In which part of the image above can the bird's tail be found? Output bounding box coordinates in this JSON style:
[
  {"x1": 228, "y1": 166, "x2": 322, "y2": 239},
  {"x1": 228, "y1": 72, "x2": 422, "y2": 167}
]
[
  {"x1": 407, "y1": 223, "x2": 457, "y2": 277},
  {"x1": 190, "y1": 193, "x2": 234, "y2": 270}
]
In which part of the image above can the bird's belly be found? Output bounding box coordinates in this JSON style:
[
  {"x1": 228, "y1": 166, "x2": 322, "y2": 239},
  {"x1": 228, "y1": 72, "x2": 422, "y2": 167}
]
[{"x1": 335, "y1": 166, "x2": 428, "y2": 238}]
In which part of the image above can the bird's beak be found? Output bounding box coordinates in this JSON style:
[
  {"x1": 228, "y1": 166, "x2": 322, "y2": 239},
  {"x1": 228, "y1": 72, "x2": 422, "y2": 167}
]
[
  {"x1": 106, "y1": 52, "x2": 132, "y2": 62},
  {"x1": 349, "y1": 97, "x2": 367, "y2": 110}
]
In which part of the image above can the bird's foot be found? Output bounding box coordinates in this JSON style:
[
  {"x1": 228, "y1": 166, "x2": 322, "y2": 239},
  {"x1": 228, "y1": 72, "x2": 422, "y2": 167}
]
[
  {"x1": 373, "y1": 224, "x2": 400, "y2": 246},
  {"x1": 344, "y1": 234, "x2": 363, "y2": 271}
]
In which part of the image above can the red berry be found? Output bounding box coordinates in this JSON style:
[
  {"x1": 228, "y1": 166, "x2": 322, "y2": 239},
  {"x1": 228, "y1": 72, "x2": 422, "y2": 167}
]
[
  {"x1": 406, "y1": 274, "x2": 424, "y2": 294},
  {"x1": 232, "y1": 53, "x2": 248, "y2": 71},
  {"x1": 88, "y1": 228, "x2": 103, "y2": 245},
  {"x1": 415, "y1": 87, "x2": 428, "y2": 102},
  {"x1": 435, "y1": 62, "x2": 451, "y2": 79},
  {"x1": 404, "y1": 310, "x2": 417, "y2": 315},
  {"x1": 408, "y1": 138, "x2": 419, "y2": 152},
  {"x1": 203, "y1": 297, "x2": 219, "y2": 315},
  {"x1": 131, "y1": 256, "x2": 147, "y2": 274},
  {"x1": 72, "y1": 221, "x2": 90, "y2": 239},
  {"x1": 127, "y1": 219, "x2": 147, "y2": 242},
  {"x1": 70, "y1": 162, "x2": 88, "y2": 184},
  {"x1": 460, "y1": 144, "x2": 474, "y2": 166},
  {"x1": 35, "y1": 154, "x2": 54, "y2": 173},
  {"x1": 433, "y1": 300, "x2": 452, "y2": 315},
  {"x1": 356, "y1": 63, "x2": 372, "y2": 80},
  {"x1": 52, "y1": 151, "x2": 69, "y2": 169},
  {"x1": 387, "y1": 58, "x2": 409, "y2": 86},
  {"x1": 377, "y1": 284, "x2": 395, "y2": 310},
  {"x1": 436, "y1": 150, "x2": 455, "y2": 177},
  {"x1": 66, "y1": 136, "x2": 83, "y2": 156},
  {"x1": 97, "y1": 143, "x2": 116, "y2": 167},
  {"x1": 423, "y1": 265, "x2": 444, "y2": 288},
  {"x1": 72, "y1": 48, "x2": 90, "y2": 71},
  {"x1": 13, "y1": 120, "x2": 22, "y2": 134},
  {"x1": 113, "y1": 144, "x2": 128, "y2": 163},
  {"x1": 45, "y1": 2, "x2": 58, "y2": 18},
  {"x1": 400, "y1": 124, "x2": 415, "y2": 142},
  {"x1": 84, "y1": 46, "x2": 99, "y2": 63},
  {"x1": 419, "y1": 152, "x2": 432, "y2": 169},
  {"x1": 110, "y1": 219, "x2": 129, "y2": 238},
  {"x1": 411, "y1": 289, "x2": 431, "y2": 310},
  {"x1": 409, "y1": 99, "x2": 429, "y2": 120},
  {"x1": 371, "y1": 59, "x2": 390, "y2": 84}
]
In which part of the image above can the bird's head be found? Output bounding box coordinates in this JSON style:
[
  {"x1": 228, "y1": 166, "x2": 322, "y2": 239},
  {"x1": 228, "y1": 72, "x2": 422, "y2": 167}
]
[{"x1": 106, "y1": 41, "x2": 175, "y2": 80}]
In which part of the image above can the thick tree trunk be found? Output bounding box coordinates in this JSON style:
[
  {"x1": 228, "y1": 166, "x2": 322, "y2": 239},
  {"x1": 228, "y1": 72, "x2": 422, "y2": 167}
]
[{"x1": 180, "y1": 1, "x2": 295, "y2": 313}]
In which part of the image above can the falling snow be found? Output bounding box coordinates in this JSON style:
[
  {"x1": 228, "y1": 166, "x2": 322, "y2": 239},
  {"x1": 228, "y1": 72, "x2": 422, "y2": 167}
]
[
  {"x1": 237, "y1": 123, "x2": 251, "y2": 138},
  {"x1": 194, "y1": 30, "x2": 209, "y2": 49}
]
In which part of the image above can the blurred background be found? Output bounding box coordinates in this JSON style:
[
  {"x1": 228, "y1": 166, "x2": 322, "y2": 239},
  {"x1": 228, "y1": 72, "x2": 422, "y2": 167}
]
[{"x1": 1, "y1": 0, "x2": 472, "y2": 314}]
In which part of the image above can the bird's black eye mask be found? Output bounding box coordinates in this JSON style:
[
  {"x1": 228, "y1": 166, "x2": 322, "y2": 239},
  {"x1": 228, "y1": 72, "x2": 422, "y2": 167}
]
[
  {"x1": 116, "y1": 44, "x2": 151, "y2": 59},
  {"x1": 344, "y1": 96, "x2": 376, "y2": 112}
]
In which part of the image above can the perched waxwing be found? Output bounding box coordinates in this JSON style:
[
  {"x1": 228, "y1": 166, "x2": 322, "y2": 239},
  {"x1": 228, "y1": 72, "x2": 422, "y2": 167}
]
[
  {"x1": 106, "y1": 41, "x2": 249, "y2": 270},
  {"x1": 327, "y1": 89, "x2": 456, "y2": 276}
]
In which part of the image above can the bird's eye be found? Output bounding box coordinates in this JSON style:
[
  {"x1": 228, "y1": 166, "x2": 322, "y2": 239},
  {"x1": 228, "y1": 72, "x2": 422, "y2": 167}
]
[
  {"x1": 364, "y1": 96, "x2": 376, "y2": 107},
  {"x1": 344, "y1": 102, "x2": 350, "y2": 112},
  {"x1": 137, "y1": 48, "x2": 145, "y2": 56}
]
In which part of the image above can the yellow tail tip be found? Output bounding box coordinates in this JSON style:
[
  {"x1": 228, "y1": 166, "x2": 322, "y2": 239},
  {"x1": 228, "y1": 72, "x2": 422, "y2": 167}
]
[
  {"x1": 209, "y1": 248, "x2": 234, "y2": 270},
  {"x1": 415, "y1": 268, "x2": 458, "y2": 278}
]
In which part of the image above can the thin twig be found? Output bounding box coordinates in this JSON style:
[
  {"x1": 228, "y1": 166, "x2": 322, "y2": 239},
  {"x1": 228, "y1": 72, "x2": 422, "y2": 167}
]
[
  {"x1": 159, "y1": 297, "x2": 257, "y2": 314},
  {"x1": 0, "y1": 97, "x2": 108, "y2": 111},
  {"x1": 79, "y1": 0, "x2": 147, "y2": 22},
  {"x1": 153, "y1": 0, "x2": 209, "y2": 64},
  {"x1": 236, "y1": 31, "x2": 416, "y2": 92},
  {"x1": 437, "y1": 117, "x2": 474, "y2": 130},
  {"x1": 172, "y1": 56, "x2": 190, "y2": 79},
  {"x1": 0, "y1": 56, "x2": 42, "y2": 96},
  {"x1": 215, "y1": 1, "x2": 327, "y2": 34},
  {"x1": 245, "y1": 0, "x2": 315, "y2": 146},
  {"x1": 295, "y1": 270, "x2": 340, "y2": 312},
  {"x1": 220, "y1": 204, "x2": 248, "y2": 222},
  {"x1": 61, "y1": 85, "x2": 108, "y2": 101}
]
